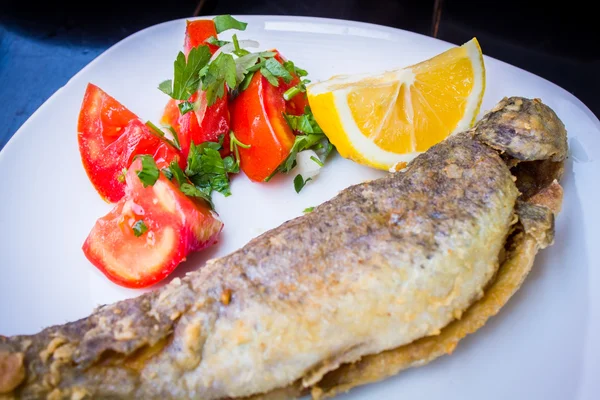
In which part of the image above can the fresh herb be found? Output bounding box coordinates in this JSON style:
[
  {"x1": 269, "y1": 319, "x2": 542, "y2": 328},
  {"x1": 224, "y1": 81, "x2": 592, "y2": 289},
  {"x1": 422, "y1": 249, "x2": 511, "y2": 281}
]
[
  {"x1": 180, "y1": 182, "x2": 214, "y2": 209},
  {"x1": 213, "y1": 15, "x2": 248, "y2": 34},
  {"x1": 232, "y1": 34, "x2": 250, "y2": 57},
  {"x1": 161, "y1": 167, "x2": 173, "y2": 180},
  {"x1": 205, "y1": 36, "x2": 230, "y2": 47},
  {"x1": 303, "y1": 206, "x2": 314, "y2": 213},
  {"x1": 310, "y1": 155, "x2": 324, "y2": 167},
  {"x1": 260, "y1": 58, "x2": 293, "y2": 87},
  {"x1": 294, "y1": 174, "x2": 312, "y2": 193},
  {"x1": 186, "y1": 141, "x2": 238, "y2": 197},
  {"x1": 233, "y1": 51, "x2": 277, "y2": 91},
  {"x1": 167, "y1": 161, "x2": 187, "y2": 186},
  {"x1": 265, "y1": 106, "x2": 333, "y2": 183},
  {"x1": 132, "y1": 220, "x2": 148, "y2": 237},
  {"x1": 117, "y1": 168, "x2": 127, "y2": 183},
  {"x1": 201, "y1": 52, "x2": 237, "y2": 106},
  {"x1": 178, "y1": 101, "x2": 194, "y2": 115},
  {"x1": 135, "y1": 155, "x2": 160, "y2": 187},
  {"x1": 283, "y1": 60, "x2": 308, "y2": 77},
  {"x1": 159, "y1": 45, "x2": 211, "y2": 100},
  {"x1": 229, "y1": 130, "x2": 250, "y2": 170},
  {"x1": 283, "y1": 107, "x2": 323, "y2": 134},
  {"x1": 145, "y1": 121, "x2": 181, "y2": 151}
]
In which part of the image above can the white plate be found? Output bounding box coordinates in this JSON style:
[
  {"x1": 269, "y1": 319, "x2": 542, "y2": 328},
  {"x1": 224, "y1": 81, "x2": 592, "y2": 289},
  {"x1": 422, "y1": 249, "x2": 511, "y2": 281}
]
[{"x1": 1, "y1": 15, "x2": 598, "y2": 400}]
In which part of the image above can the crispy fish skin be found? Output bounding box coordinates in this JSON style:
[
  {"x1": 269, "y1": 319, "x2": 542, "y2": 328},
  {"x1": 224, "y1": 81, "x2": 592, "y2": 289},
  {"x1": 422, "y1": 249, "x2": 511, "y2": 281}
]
[{"x1": 1, "y1": 97, "x2": 565, "y2": 400}]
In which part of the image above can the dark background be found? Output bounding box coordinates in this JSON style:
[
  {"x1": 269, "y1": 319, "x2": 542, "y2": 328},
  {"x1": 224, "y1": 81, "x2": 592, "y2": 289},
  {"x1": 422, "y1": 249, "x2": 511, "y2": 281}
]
[{"x1": 1, "y1": 0, "x2": 597, "y2": 150}]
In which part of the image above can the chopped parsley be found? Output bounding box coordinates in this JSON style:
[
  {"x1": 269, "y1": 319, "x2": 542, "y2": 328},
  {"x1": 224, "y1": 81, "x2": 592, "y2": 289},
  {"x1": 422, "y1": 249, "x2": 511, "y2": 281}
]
[
  {"x1": 135, "y1": 155, "x2": 160, "y2": 187},
  {"x1": 229, "y1": 130, "x2": 250, "y2": 170},
  {"x1": 213, "y1": 15, "x2": 248, "y2": 34},
  {"x1": 145, "y1": 121, "x2": 181, "y2": 150},
  {"x1": 205, "y1": 36, "x2": 230, "y2": 47},
  {"x1": 132, "y1": 220, "x2": 148, "y2": 237},
  {"x1": 294, "y1": 174, "x2": 312, "y2": 193},
  {"x1": 158, "y1": 45, "x2": 211, "y2": 101},
  {"x1": 177, "y1": 101, "x2": 194, "y2": 115},
  {"x1": 185, "y1": 141, "x2": 238, "y2": 197},
  {"x1": 201, "y1": 52, "x2": 237, "y2": 106},
  {"x1": 303, "y1": 206, "x2": 314, "y2": 213}
]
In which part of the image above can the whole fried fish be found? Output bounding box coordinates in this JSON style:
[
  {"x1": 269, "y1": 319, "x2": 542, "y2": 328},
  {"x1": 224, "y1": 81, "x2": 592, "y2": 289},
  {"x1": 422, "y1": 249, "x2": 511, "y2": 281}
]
[{"x1": 0, "y1": 97, "x2": 567, "y2": 400}]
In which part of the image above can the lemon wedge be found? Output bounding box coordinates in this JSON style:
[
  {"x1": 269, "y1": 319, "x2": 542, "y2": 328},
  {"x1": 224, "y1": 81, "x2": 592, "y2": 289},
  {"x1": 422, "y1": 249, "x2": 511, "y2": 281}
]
[{"x1": 307, "y1": 38, "x2": 485, "y2": 170}]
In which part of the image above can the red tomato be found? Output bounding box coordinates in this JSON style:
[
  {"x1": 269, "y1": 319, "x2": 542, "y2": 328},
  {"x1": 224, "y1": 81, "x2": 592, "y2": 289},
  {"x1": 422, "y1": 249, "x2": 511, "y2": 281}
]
[
  {"x1": 78, "y1": 83, "x2": 182, "y2": 203},
  {"x1": 229, "y1": 52, "x2": 309, "y2": 182},
  {"x1": 184, "y1": 19, "x2": 219, "y2": 55},
  {"x1": 161, "y1": 19, "x2": 231, "y2": 160},
  {"x1": 82, "y1": 158, "x2": 223, "y2": 288}
]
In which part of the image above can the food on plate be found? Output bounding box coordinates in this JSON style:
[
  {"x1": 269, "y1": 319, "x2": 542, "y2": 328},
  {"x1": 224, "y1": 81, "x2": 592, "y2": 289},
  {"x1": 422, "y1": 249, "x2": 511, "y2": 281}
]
[
  {"x1": 1, "y1": 97, "x2": 567, "y2": 399},
  {"x1": 307, "y1": 37, "x2": 485, "y2": 171},
  {"x1": 77, "y1": 84, "x2": 183, "y2": 203},
  {"x1": 160, "y1": 19, "x2": 232, "y2": 160},
  {"x1": 82, "y1": 157, "x2": 223, "y2": 288},
  {"x1": 229, "y1": 51, "x2": 312, "y2": 182}
]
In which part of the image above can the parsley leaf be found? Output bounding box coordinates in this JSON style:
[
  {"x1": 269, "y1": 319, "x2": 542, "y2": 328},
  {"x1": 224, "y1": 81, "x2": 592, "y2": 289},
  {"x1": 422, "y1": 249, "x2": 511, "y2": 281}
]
[
  {"x1": 145, "y1": 121, "x2": 181, "y2": 151},
  {"x1": 180, "y1": 183, "x2": 214, "y2": 209},
  {"x1": 213, "y1": 15, "x2": 248, "y2": 34},
  {"x1": 283, "y1": 107, "x2": 323, "y2": 134},
  {"x1": 205, "y1": 36, "x2": 230, "y2": 47},
  {"x1": 132, "y1": 220, "x2": 148, "y2": 237},
  {"x1": 229, "y1": 130, "x2": 250, "y2": 170},
  {"x1": 303, "y1": 206, "x2": 315, "y2": 213},
  {"x1": 294, "y1": 174, "x2": 312, "y2": 193},
  {"x1": 158, "y1": 46, "x2": 211, "y2": 100},
  {"x1": 283, "y1": 60, "x2": 308, "y2": 77},
  {"x1": 178, "y1": 101, "x2": 194, "y2": 115},
  {"x1": 232, "y1": 34, "x2": 250, "y2": 57},
  {"x1": 167, "y1": 161, "x2": 187, "y2": 186},
  {"x1": 135, "y1": 155, "x2": 160, "y2": 187},
  {"x1": 161, "y1": 167, "x2": 173, "y2": 180},
  {"x1": 260, "y1": 58, "x2": 292, "y2": 87},
  {"x1": 202, "y1": 52, "x2": 237, "y2": 106},
  {"x1": 186, "y1": 141, "x2": 235, "y2": 197}
]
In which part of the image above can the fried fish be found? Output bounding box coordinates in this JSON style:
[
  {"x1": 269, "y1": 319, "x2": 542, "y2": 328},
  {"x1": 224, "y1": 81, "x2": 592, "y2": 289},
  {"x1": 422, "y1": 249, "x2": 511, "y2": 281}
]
[{"x1": 0, "y1": 97, "x2": 568, "y2": 400}]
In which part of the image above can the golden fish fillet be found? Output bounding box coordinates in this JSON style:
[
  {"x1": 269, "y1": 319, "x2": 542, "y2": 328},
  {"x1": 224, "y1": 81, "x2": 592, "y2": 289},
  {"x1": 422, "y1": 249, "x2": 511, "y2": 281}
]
[{"x1": 0, "y1": 97, "x2": 567, "y2": 400}]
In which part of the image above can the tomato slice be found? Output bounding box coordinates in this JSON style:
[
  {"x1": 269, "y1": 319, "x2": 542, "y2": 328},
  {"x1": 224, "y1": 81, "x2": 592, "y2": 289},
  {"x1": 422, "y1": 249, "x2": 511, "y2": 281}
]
[
  {"x1": 82, "y1": 158, "x2": 223, "y2": 288},
  {"x1": 78, "y1": 83, "x2": 182, "y2": 203},
  {"x1": 160, "y1": 19, "x2": 231, "y2": 160},
  {"x1": 184, "y1": 19, "x2": 219, "y2": 55},
  {"x1": 229, "y1": 51, "x2": 308, "y2": 182}
]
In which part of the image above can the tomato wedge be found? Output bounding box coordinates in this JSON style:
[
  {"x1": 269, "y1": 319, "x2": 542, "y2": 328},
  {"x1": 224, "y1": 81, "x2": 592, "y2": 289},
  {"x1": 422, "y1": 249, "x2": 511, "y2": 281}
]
[
  {"x1": 78, "y1": 83, "x2": 182, "y2": 203},
  {"x1": 161, "y1": 19, "x2": 231, "y2": 160},
  {"x1": 82, "y1": 158, "x2": 223, "y2": 288},
  {"x1": 230, "y1": 52, "x2": 309, "y2": 182},
  {"x1": 184, "y1": 19, "x2": 219, "y2": 55}
]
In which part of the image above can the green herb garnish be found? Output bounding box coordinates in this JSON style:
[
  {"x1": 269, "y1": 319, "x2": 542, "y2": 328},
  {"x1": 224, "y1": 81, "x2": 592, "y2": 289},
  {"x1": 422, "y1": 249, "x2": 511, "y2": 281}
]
[
  {"x1": 213, "y1": 15, "x2": 248, "y2": 34},
  {"x1": 201, "y1": 52, "x2": 237, "y2": 106},
  {"x1": 229, "y1": 130, "x2": 250, "y2": 170},
  {"x1": 159, "y1": 45, "x2": 211, "y2": 100},
  {"x1": 132, "y1": 220, "x2": 148, "y2": 237},
  {"x1": 260, "y1": 58, "x2": 293, "y2": 87},
  {"x1": 205, "y1": 36, "x2": 230, "y2": 47},
  {"x1": 186, "y1": 141, "x2": 238, "y2": 197},
  {"x1": 135, "y1": 155, "x2": 160, "y2": 187},
  {"x1": 145, "y1": 121, "x2": 181, "y2": 151},
  {"x1": 294, "y1": 174, "x2": 312, "y2": 193},
  {"x1": 303, "y1": 206, "x2": 315, "y2": 213},
  {"x1": 177, "y1": 101, "x2": 194, "y2": 115}
]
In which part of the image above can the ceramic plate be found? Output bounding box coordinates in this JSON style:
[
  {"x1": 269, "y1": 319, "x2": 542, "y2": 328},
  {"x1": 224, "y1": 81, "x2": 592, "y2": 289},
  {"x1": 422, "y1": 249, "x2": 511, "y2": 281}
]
[{"x1": 1, "y1": 15, "x2": 598, "y2": 399}]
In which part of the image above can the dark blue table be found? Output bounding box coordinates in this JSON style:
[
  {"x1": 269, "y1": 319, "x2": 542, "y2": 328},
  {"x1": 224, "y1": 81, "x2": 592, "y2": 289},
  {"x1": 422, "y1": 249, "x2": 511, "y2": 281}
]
[{"x1": 1, "y1": 0, "x2": 597, "y2": 151}]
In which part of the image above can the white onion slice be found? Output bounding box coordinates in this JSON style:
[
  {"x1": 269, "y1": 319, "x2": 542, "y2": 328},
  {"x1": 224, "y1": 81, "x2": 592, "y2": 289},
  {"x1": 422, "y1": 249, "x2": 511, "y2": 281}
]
[{"x1": 292, "y1": 150, "x2": 323, "y2": 183}]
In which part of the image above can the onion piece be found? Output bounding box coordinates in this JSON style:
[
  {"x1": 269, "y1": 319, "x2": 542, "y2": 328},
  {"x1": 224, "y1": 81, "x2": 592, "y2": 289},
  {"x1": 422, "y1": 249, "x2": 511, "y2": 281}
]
[{"x1": 292, "y1": 150, "x2": 323, "y2": 182}]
